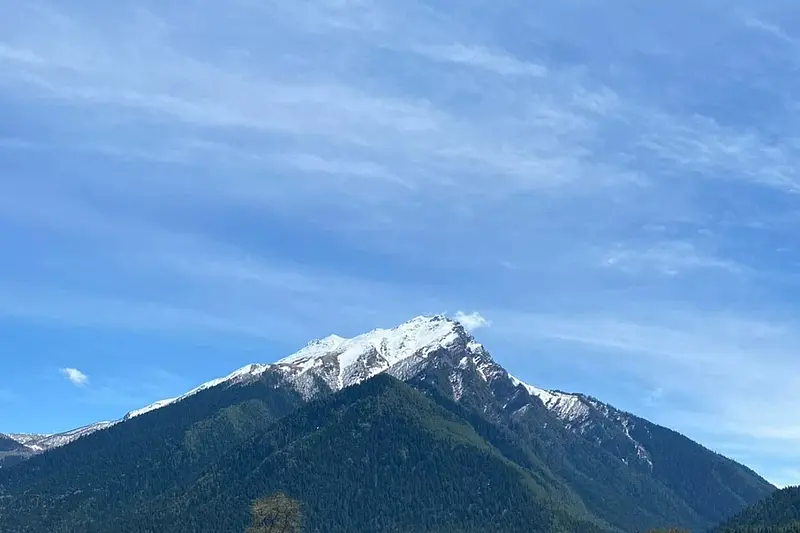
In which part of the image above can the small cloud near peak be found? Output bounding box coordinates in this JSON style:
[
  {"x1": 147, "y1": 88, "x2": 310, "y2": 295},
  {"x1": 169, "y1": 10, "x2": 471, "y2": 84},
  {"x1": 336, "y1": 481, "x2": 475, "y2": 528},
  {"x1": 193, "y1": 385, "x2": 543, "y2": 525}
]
[
  {"x1": 454, "y1": 311, "x2": 492, "y2": 331},
  {"x1": 60, "y1": 367, "x2": 89, "y2": 387}
]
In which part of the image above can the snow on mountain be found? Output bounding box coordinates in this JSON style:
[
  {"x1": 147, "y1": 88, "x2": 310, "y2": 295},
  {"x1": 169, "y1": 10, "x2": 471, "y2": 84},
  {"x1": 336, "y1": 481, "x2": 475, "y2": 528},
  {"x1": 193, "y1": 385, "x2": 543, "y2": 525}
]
[
  {"x1": 123, "y1": 363, "x2": 270, "y2": 420},
  {"x1": 274, "y1": 315, "x2": 469, "y2": 397},
  {"x1": 508, "y1": 374, "x2": 653, "y2": 469},
  {"x1": 123, "y1": 316, "x2": 467, "y2": 417},
  {"x1": 4, "y1": 314, "x2": 652, "y2": 470},
  {"x1": 0, "y1": 433, "x2": 33, "y2": 453},
  {"x1": 3, "y1": 316, "x2": 468, "y2": 457},
  {"x1": 6, "y1": 421, "x2": 116, "y2": 453},
  {"x1": 508, "y1": 375, "x2": 591, "y2": 423},
  {"x1": 4, "y1": 433, "x2": 48, "y2": 449},
  {"x1": 123, "y1": 398, "x2": 179, "y2": 420}
]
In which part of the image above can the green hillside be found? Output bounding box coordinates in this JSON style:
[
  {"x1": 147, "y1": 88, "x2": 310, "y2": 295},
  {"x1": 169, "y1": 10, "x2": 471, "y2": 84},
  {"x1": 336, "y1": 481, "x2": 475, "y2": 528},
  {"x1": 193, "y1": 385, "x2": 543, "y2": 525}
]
[
  {"x1": 714, "y1": 487, "x2": 800, "y2": 533},
  {"x1": 0, "y1": 372, "x2": 305, "y2": 532},
  {"x1": 0, "y1": 364, "x2": 776, "y2": 533},
  {"x1": 405, "y1": 363, "x2": 774, "y2": 533},
  {"x1": 0, "y1": 375, "x2": 611, "y2": 533}
]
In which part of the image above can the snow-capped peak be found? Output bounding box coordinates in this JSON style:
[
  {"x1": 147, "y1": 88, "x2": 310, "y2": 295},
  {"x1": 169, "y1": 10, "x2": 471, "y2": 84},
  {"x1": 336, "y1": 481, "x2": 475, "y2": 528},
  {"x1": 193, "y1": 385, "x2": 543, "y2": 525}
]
[
  {"x1": 3, "y1": 314, "x2": 655, "y2": 475},
  {"x1": 275, "y1": 314, "x2": 470, "y2": 395},
  {"x1": 4, "y1": 316, "x2": 474, "y2": 461},
  {"x1": 128, "y1": 316, "x2": 469, "y2": 416},
  {"x1": 279, "y1": 315, "x2": 463, "y2": 368}
]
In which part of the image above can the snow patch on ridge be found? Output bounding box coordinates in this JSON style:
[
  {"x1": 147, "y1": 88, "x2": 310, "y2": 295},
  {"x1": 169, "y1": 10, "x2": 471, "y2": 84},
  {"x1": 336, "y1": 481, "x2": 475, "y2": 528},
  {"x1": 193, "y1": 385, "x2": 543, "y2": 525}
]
[
  {"x1": 620, "y1": 416, "x2": 654, "y2": 469},
  {"x1": 508, "y1": 375, "x2": 590, "y2": 422},
  {"x1": 7, "y1": 421, "x2": 116, "y2": 452},
  {"x1": 509, "y1": 375, "x2": 654, "y2": 469},
  {"x1": 124, "y1": 363, "x2": 271, "y2": 420},
  {"x1": 450, "y1": 371, "x2": 465, "y2": 402}
]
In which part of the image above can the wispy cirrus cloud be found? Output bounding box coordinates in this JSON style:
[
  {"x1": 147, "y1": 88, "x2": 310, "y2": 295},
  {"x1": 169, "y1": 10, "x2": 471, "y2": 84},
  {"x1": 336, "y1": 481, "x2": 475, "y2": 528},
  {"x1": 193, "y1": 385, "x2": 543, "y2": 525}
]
[
  {"x1": 415, "y1": 43, "x2": 547, "y2": 77},
  {"x1": 602, "y1": 240, "x2": 745, "y2": 277},
  {"x1": 0, "y1": 42, "x2": 45, "y2": 65},
  {"x1": 0, "y1": 2, "x2": 638, "y2": 200}
]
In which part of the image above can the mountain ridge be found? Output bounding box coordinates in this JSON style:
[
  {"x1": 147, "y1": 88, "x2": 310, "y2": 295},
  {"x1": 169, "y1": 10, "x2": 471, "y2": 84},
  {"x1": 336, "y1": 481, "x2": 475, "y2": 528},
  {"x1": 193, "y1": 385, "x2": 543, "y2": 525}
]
[
  {"x1": 4, "y1": 315, "x2": 478, "y2": 454},
  {"x1": 0, "y1": 314, "x2": 769, "y2": 487},
  {"x1": 0, "y1": 314, "x2": 776, "y2": 533}
]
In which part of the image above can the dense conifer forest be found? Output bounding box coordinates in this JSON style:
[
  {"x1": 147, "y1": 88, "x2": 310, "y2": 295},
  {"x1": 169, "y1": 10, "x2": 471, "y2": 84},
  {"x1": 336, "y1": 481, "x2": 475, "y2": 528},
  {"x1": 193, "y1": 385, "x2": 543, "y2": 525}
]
[
  {"x1": 0, "y1": 373, "x2": 776, "y2": 533},
  {"x1": 714, "y1": 487, "x2": 800, "y2": 533}
]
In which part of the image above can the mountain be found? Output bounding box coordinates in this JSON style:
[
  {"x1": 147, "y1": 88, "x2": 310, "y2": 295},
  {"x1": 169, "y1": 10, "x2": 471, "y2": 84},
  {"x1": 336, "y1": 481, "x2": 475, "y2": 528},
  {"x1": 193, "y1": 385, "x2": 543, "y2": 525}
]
[
  {"x1": 0, "y1": 422, "x2": 118, "y2": 468},
  {"x1": 714, "y1": 486, "x2": 800, "y2": 533},
  {"x1": 0, "y1": 315, "x2": 775, "y2": 533},
  {"x1": 0, "y1": 374, "x2": 614, "y2": 533},
  {"x1": 0, "y1": 316, "x2": 493, "y2": 462},
  {"x1": 7, "y1": 422, "x2": 116, "y2": 451},
  {"x1": 0, "y1": 434, "x2": 34, "y2": 469},
  {"x1": 0, "y1": 364, "x2": 270, "y2": 466}
]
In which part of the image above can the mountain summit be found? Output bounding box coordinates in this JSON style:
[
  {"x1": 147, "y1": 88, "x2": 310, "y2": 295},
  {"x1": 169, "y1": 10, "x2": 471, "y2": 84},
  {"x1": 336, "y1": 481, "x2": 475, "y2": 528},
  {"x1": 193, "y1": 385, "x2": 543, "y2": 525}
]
[
  {"x1": 0, "y1": 315, "x2": 775, "y2": 533},
  {"x1": 274, "y1": 314, "x2": 475, "y2": 394},
  {"x1": 126, "y1": 314, "x2": 474, "y2": 417}
]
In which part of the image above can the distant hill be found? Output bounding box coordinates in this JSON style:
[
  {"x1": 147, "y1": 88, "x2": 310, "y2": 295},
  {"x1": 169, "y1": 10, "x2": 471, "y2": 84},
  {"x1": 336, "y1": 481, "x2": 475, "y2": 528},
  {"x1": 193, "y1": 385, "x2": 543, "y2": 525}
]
[{"x1": 0, "y1": 315, "x2": 775, "y2": 533}]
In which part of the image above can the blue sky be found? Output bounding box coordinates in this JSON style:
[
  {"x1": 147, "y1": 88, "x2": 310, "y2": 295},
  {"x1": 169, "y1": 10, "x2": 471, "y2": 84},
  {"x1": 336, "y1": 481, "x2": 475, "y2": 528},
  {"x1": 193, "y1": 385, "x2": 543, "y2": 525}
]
[{"x1": 2, "y1": 0, "x2": 800, "y2": 487}]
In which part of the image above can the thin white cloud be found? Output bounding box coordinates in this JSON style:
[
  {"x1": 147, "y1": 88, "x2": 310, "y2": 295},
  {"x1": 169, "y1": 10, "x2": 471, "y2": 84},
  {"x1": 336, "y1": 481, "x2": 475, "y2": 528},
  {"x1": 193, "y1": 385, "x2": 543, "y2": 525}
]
[
  {"x1": 635, "y1": 111, "x2": 800, "y2": 192},
  {"x1": 0, "y1": 42, "x2": 45, "y2": 65},
  {"x1": 741, "y1": 17, "x2": 796, "y2": 45},
  {"x1": 60, "y1": 367, "x2": 89, "y2": 387},
  {"x1": 454, "y1": 311, "x2": 492, "y2": 331},
  {"x1": 602, "y1": 241, "x2": 744, "y2": 277},
  {"x1": 416, "y1": 43, "x2": 547, "y2": 77}
]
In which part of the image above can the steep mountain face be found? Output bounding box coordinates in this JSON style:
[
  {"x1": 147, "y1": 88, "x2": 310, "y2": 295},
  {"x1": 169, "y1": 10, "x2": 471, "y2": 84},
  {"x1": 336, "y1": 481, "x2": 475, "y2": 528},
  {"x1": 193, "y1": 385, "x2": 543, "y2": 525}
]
[
  {"x1": 714, "y1": 486, "x2": 800, "y2": 533},
  {"x1": 0, "y1": 315, "x2": 775, "y2": 533}
]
